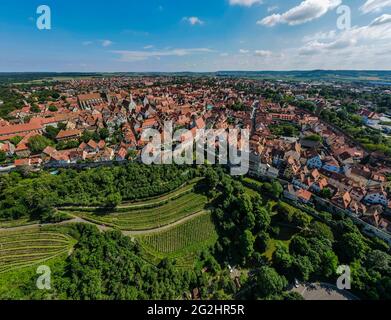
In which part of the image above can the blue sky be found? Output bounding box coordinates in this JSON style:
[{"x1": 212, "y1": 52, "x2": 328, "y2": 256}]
[{"x1": 0, "y1": 0, "x2": 391, "y2": 71}]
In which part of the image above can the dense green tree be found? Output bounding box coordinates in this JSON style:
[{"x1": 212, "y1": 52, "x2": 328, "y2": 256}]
[
  {"x1": 45, "y1": 125, "x2": 61, "y2": 141},
  {"x1": 320, "y1": 250, "x2": 339, "y2": 278},
  {"x1": 272, "y1": 244, "x2": 293, "y2": 275},
  {"x1": 99, "y1": 128, "x2": 110, "y2": 140},
  {"x1": 291, "y1": 210, "x2": 312, "y2": 229},
  {"x1": 240, "y1": 230, "x2": 255, "y2": 262},
  {"x1": 27, "y1": 135, "x2": 54, "y2": 154},
  {"x1": 205, "y1": 168, "x2": 219, "y2": 191},
  {"x1": 339, "y1": 232, "x2": 369, "y2": 262},
  {"x1": 82, "y1": 130, "x2": 100, "y2": 143},
  {"x1": 105, "y1": 192, "x2": 122, "y2": 208},
  {"x1": 292, "y1": 255, "x2": 314, "y2": 281},
  {"x1": 9, "y1": 136, "x2": 23, "y2": 146},
  {"x1": 255, "y1": 231, "x2": 270, "y2": 253},
  {"x1": 30, "y1": 104, "x2": 40, "y2": 113},
  {"x1": 56, "y1": 225, "x2": 199, "y2": 300},
  {"x1": 0, "y1": 151, "x2": 6, "y2": 163},
  {"x1": 309, "y1": 221, "x2": 334, "y2": 242},
  {"x1": 48, "y1": 105, "x2": 58, "y2": 112},
  {"x1": 254, "y1": 205, "x2": 271, "y2": 232},
  {"x1": 271, "y1": 181, "x2": 283, "y2": 199},
  {"x1": 364, "y1": 250, "x2": 391, "y2": 273},
  {"x1": 320, "y1": 188, "x2": 332, "y2": 199},
  {"x1": 255, "y1": 266, "x2": 288, "y2": 299}
]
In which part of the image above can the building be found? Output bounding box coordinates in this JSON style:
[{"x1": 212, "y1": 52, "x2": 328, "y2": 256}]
[
  {"x1": 307, "y1": 154, "x2": 322, "y2": 169},
  {"x1": 364, "y1": 187, "x2": 388, "y2": 206},
  {"x1": 77, "y1": 93, "x2": 104, "y2": 109},
  {"x1": 296, "y1": 189, "x2": 313, "y2": 204},
  {"x1": 56, "y1": 129, "x2": 82, "y2": 142}
]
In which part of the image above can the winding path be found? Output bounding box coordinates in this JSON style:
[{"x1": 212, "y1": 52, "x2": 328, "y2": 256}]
[{"x1": 0, "y1": 210, "x2": 210, "y2": 237}]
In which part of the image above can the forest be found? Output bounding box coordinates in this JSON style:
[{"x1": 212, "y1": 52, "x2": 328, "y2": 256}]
[{"x1": 0, "y1": 163, "x2": 197, "y2": 222}]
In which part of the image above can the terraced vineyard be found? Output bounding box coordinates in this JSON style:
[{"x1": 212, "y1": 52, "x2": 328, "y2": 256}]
[
  {"x1": 138, "y1": 212, "x2": 218, "y2": 267},
  {"x1": 119, "y1": 178, "x2": 203, "y2": 208},
  {"x1": 60, "y1": 178, "x2": 203, "y2": 211},
  {"x1": 0, "y1": 229, "x2": 75, "y2": 274},
  {"x1": 69, "y1": 192, "x2": 209, "y2": 231}
]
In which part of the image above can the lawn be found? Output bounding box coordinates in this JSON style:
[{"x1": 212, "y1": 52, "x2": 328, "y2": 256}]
[{"x1": 138, "y1": 211, "x2": 218, "y2": 268}]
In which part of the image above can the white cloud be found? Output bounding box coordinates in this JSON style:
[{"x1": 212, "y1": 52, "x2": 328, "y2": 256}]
[
  {"x1": 229, "y1": 0, "x2": 263, "y2": 6},
  {"x1": 144, "y1": 45, "x2": 154, "y2": 49},
  {"x1": 183, "y1": 14, "x2": 391, "y2": 71},
  {"x1": 267, "y1": 6, "x2": 279, "y2": 12},
  {"x1": 220, "y1": 53, "x2": 230, "y2": 57},
  {"x1": 299, "y1": 14, "x2": 391, "y2": 55},
  {"x1": 183, "y1": 16, "x2": 204, "y2": 25},
  {"x1": 113, "y1": 48, "x2": 214, "y2": 62},
  {"x1": 254, "y1": 50, "x2": 272, "y2": 57},
  {"x1": 370, "y1": 13, "x2": 391, "y2": 25},
  {"x1": 100, "y1": 40, "x2": 113, "y2": 47},
  {"x1": 83, "y1": 40, "x2": 113, "y2": 47},
  {"x1": 360, "y1": 0, "x2": 391, "y2": 14},
  {"x1": 303, "y1": 30, "x2": 337, "y2": 42},
  {"x1": 299, "y1": 38, "x2": 357, "y2": 55},
  {"x1": 258, "y1": 0, "x2": 341, "y2": 26}
]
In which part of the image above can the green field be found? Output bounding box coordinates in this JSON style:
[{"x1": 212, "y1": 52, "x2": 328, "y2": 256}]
[
  {"x1": 138, "y1": 212, "x2": 218, "y2": 267},
  {"x1": 0, "y1": 228, "x2": 75, "y2": 274},
  {"x1": 67, "y1": 192, "x2": 209, "y2": 231}
]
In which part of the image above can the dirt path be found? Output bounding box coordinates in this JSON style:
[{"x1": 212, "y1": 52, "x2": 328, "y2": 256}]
[
  {"x1": 122, "y1": 210, "x2": 209, "y2": 236},
  {"x1": 0, "y1": 210, "x2": 210, "y2": 237}
]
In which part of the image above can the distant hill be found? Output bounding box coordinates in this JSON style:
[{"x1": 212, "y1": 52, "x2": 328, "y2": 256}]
[
  {"x1": 1, "y1": 70, "x2": 391, "y2": 85},
  {"x1": 214, "y1": 70, "x2": 391, "y2": 84}
]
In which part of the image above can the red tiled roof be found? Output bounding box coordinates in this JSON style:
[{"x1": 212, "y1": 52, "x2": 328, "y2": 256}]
[
  {"x1": 56, "y1": 129, "x2": 82, "y2": 139},
  {"x1": 296, "y1": 189, "x2": 313, "y2": 201},
  {"x1": 87, "y1": 140, "x2": 98, "y2": 149},
  {"x1": 0, "y1": 122, "x2": 42, "y2": 137},
  {"x1": 14, "y1": 158, "x2": 31, "y2": 166},
  {"x1": 78, "y1": 93, "x2": 102, "y2": 101},
  {"x1": 43, "y1": 146, "x2": 57, "y2": 156},
  {"x1": 117, "y1": 147, "x2": 127, "y2": 159}
]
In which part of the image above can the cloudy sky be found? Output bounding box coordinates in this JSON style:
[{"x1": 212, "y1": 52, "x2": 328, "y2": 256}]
[{"x1": 0, "y1": 0, "x2": 391, "y2": 71}]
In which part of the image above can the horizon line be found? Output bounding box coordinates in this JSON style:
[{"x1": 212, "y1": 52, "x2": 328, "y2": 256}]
[{"x1": 1, "y1": 69, "x2": 391, "y2": 74}]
